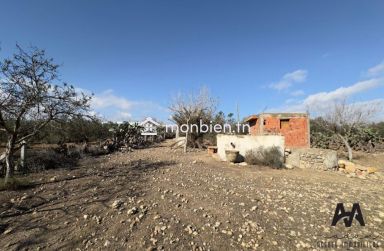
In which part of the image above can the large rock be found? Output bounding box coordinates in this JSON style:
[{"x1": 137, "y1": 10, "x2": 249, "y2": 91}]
[
  {"x1": 367, "y1": 167, "x2": 378, "y2": 174},
  {"x1": 345, "y1": 165, "x2": 356, "y2": 174},
  {"x1": 338, "y1": 160, "x2": 356, "y2": 173},
  {"x1": 338, "y1": 160, "x2": 378, "y2": 175},
  {"x1": 323, "y1": 151, "x2": 338, "y2": 170}
]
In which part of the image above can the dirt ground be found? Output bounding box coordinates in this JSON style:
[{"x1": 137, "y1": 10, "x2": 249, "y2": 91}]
[{"x1": 1, "y1": 142, "x2": 383, "y2": 250}]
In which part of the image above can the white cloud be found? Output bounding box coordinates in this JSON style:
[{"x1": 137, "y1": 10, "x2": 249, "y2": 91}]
[
  {"x1": 268, "y1": 78, "x2": 384, "y2": 121},
  {"x1": 86, "y1": 89, "x2": 169, "y2": 122},
  {"x1": 112, "y1": 111, "x2": 132, "y2": 122},
  {"x1": 367, "y1": 61, "x2": 384, "y2": 77},
  {"x1": 269, "y1": 69, "x2": 307, "y2": 90},
  {"x1": 302, "y1": 78, "x2": 383, "y2": 108},
  {"x1": 290, "y1": 90, "x2": 305, "y2": 96},
  {"x1": 91, "y1": 89, "x2": 134, "y2": 110}
]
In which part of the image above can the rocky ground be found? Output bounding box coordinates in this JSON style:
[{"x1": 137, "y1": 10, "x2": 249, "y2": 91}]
[{"x1": 0, "y1": 142, "x2": 383, "y2": 250}]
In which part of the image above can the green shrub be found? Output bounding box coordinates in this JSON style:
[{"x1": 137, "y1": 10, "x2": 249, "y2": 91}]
[{"x1": 245, "y1": 146, "x2": 283, "y2": 169}]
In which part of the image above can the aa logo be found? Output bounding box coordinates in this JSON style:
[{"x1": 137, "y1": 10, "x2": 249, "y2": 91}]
[{"x1": 331, "y1": 203, "x2": 365, "y2": 227}]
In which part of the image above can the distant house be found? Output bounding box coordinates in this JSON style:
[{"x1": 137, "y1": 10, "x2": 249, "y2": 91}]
[
  {"x1": 245, "y1": 113, "x2": 310, "y2": 148},
  {"x1": 139, "y1": 117, "x2": 160, "y2": 138}
]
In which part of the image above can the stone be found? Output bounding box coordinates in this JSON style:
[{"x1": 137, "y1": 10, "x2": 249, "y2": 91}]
[
  {"x1": 184, "y1": 225, "x2": 195, "y2": 234},
  {"x1": 20, "y1": 195, "x2": 29, "y2": 201},
  {"x1": 347, "y1": 173, "x2": 356, "y2": 178},
  {"x1": 367, "y1": 167, "x2": 378, "y2": 174},
  {"x1": 285, "y1": 164, "x2": 293, "y2": 169},
  {"x1": 355, "y1": 165, "x2": 368, "y2": 171},
  {"x1": 3, "y1": 228, "x2": 12, "y2": 235},
  {"x1": 250, "y1": 206, "x2": 257, "y2": 211},
  {"x1": 128, "y1": 207, "x2": 138, "y2": 215},
  {"x1": 154, "y1": 226, "x2": 162, "y2": 234},
  {"x1": 323, "y1": 151, "x2": 338, "y2": 170},
  {"x1": 344, "y1": 162, "x2": 356, "y2": 173},
  {"x1": 111, "y1": 199, "x2": 124, "y2": 209}
]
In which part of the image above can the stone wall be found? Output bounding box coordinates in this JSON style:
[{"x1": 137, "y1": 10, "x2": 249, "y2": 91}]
[
  {"x1": 285, "y1": 148, "x2": 338, "y2": 170},
  {"x1": 216, "y1": 134, "x2": 285, "y2": 161}
]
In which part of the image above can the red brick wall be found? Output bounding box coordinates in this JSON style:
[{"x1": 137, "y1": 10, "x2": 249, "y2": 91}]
[
  {"x1": 279, "y1": 117, "x2": 309, "y2": 148},
  {"x1": 249, "y1": 119, "x2": 259, "y2": 135},
  {"x1": 249, "y1": 116, "x2": 309, "y2": 148}
]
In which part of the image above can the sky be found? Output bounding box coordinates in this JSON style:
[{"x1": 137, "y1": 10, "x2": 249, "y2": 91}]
[{"x1": 1, "y1": 0, "x2": 384, "y2": 122}]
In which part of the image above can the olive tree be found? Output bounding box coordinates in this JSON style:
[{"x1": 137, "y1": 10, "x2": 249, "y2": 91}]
[
  {"x1": 0, "y1": 45, "x2": 91, "y2": 182},
  {"x1": 169, "y1": 87, "x2": 217, "y2": 150},
  {"x1": 313, "y1": 99, "x2": 380, "y2": 161}
]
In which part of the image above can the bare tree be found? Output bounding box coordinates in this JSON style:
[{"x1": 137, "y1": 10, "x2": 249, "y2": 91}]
[
  {"x1": 313, "y1": 99, "x2": 380, "y2": 161},
  {"x1": 0, "y1": 45, "x2": 92, "y2": 183},
  {"x1": 169, "y1": 87, "x2": 217, "y2": 150}
]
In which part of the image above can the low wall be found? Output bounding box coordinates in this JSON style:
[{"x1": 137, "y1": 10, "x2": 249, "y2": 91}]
[
  {"x1": 285, "y1": 148, "x2": 338, "y2": 170},
  {"x1": 216, "y1": 134, "x2": 285, "y2": 161}
]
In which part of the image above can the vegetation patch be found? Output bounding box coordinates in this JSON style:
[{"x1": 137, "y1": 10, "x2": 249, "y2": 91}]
[
  {"x1": 0, "y1": 177, "x2": 33, "y2": 191},
  {"x1": 25, "y1": 148, "x2": 80, "y2": 173},
  {"x1": 245, "y1": 146, "x2": 283, "y2": 169}
]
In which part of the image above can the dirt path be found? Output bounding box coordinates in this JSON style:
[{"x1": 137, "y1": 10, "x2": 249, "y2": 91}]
[{"x1": 1, "y1": 143, "x2": 383, "y2": 250}]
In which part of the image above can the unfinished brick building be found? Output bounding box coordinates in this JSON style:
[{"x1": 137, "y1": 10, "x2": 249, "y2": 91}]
[{"x1": 245, "y1": 113, "x2": 310, "y2": 148}]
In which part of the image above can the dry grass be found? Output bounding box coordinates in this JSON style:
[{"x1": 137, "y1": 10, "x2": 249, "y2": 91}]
[
  {"x1": 0, "y1": 177, "x2": 33, "y2": 191},
  {"x1": 245, "y1": 146, "x2": 283, "y2": 169}
]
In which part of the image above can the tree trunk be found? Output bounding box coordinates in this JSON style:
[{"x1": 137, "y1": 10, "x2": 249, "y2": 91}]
[
  {"x1": 4, "y1": 137, "x2": 16, "y2": 183},
  {"x1": 338, "y1": 134, "x2": 353, "y2": 161},
  {"x1": 5, "y1": 149, "x2": 14, "y2": 183},
  {"x1": 184, "y1": 119, "x2": 189, "y2": 153},
  {"x1": 184, "y1": 130, "x2": 188, "y2": 153}
]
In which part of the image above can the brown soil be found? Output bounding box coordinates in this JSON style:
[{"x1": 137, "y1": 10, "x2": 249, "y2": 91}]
[{"x1": 1, "y1": 142, "x2": 383, "y2": 250}]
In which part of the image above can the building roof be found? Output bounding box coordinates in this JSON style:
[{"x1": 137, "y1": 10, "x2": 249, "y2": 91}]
[
  {"x1": 245, "y1": 112, "x2": 308, "y2": 122},
  {"x1": 244, "y1": 115, "x2": 258, "y2": 122}
]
